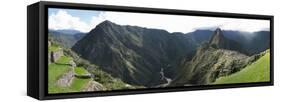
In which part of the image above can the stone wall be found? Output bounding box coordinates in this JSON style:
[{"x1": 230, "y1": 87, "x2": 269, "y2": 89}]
[
  {"x1": 56, "y1": 60, "x2": 76, "y2": 87},
  {"x1": 57, "y1": 70, "x2": 74, "y2": 87},
  {"x1": 50, "y1": 48, "x2": 63, "y2": 63}
]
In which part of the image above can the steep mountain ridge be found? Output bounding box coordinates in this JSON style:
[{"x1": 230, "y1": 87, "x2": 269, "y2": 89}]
[{"x1": 72, "y1": 21, "x2": 197, "y2": 86}]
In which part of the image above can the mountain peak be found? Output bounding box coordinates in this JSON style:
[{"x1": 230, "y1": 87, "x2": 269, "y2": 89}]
[
  {"x1": 209, "y1": 28, "x2": 225, "y2": 48},
  {"x1": 99, "y1": 20, "x2": 115, "y2": 26},
  {"x1": 212, "y1": 28, "x2": 223, "y2": 39},
  {"x1": 208, "y1": 28, "x2": 244, "y2": 53},
  {"x1": 215, "y1": 28, "x2": 222, "y2": 32},
  {"x1": 95, "y1": 20, "x2": 119, "y2": 30},
  {"x1": 88, "y1": 20, "x2": 117, "y2": 34}
]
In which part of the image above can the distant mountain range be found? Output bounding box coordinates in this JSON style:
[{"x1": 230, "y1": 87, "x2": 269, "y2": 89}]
[
  {"x1": 49, "y1": 29, "x2": 86, "y2": 48},
  {"x1": 48, "y1": 20, "x2": 270, "y2": 87},
  {"x1": 51, "y1": 29, "x2": 83, "y2": 35}
]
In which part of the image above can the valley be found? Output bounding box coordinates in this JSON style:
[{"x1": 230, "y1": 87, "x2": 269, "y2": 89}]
[{"x1": 48, "y1": 20, "x2": 270, "y2": 93}]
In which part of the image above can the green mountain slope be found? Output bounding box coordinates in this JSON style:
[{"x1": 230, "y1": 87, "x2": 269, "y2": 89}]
[
  {"x1": 72, "y1": 20, "x2": 198, "y2": 86},
  {"x1": 214, "y1": 50, "x2": 270, "y2": 84}
]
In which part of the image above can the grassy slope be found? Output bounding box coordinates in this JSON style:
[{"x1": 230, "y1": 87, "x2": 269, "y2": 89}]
[
  {"x1": 48, "y1": 44, "x2": 60, "y2": 52},
  {"x1": 214, "y1": 50, "x2": 270, "y2": 84},
  {"x1": 75, "y1": 67, "x2": 89, "y2": 75}
]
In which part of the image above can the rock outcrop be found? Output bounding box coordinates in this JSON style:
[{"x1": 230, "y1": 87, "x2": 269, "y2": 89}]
[
  {"x1": 209, "y1": 28, "x2": 243, "y2": 53},
  {"x1": 69, "y1": 60, "x2": 76, "y2": 68},
  {"x1": 82, "y1": 81, "x2": 105, "y2": 91}
]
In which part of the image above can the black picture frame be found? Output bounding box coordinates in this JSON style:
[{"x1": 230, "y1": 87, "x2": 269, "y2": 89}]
[{"x1": 27, "y1": 1, "x2": 274, "y2": 100}]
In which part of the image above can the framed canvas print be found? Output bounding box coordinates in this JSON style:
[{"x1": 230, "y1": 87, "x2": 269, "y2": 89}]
[{"x1": 27, "y1": 1, "x2": 274, "y2": 100}]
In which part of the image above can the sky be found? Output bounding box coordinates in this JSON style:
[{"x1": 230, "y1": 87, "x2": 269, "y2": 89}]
[{"x1": 48, "y1": 8, "x2": 270, "y2": 33}]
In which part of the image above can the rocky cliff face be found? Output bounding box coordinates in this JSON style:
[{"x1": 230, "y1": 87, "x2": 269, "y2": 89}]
[{"x1": 209, "y1": 28, "x2": 243, "y2": 53}]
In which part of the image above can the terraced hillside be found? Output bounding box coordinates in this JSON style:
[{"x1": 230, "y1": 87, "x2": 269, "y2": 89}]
[
  {"x1": 48, "y1": 41, "x2": 142, "y2": 93},
  {"x1": 48, "y1": 44, "x2": 96, "y2": 93},
  {"x1": 214, "y1": 50, "x2": 270, "y2": 84}
]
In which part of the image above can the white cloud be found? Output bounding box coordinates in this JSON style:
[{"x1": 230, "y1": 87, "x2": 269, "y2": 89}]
[
  {"x1": 49, "y1": 10, "x2": 94, "y2": 32},
  {"x1": 90, "y1": 12, "x2": 107, "y2": 30},
  {"x1": 49, "y1": 10, "x2": 270, "y2": 33},
  {"x1": 102, "y1": 11, "x2": 270, "y2": 33}
]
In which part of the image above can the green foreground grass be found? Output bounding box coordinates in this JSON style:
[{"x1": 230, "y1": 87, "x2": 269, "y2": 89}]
[
  {"x1": 74, "y1": 67, "x2": 89, "y2": 75},
  {"x1": 214, "y1": 50, "x2": 270, "y2": 84}
]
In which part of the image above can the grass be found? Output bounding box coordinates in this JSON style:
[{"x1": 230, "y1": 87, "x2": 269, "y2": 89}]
[
  {"x1": 48, "y1": 63, "x2": 71, "y2": 86},
  {"x1": 48, "y1": 56, "x2": 73, "y2": 86},
  {"x1": 213, "y1": 50, "x2": 270, "y2": 84},
  {"x1": 56, "y1": 56, "x2": 72, "y2": 64},
  {"x1": 49, "y1": 45, "x2": 60, "y2": 52},
  {"x1": 48, "y1": 77, "x2": 91, "y2": 94},
  {"x1": 74, "y1": 67, "x2": 89, "y2": 75},
  {"x1": 70, "y1": 78, "x2": 91, "y2": 91}
]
